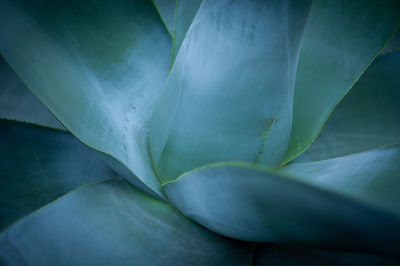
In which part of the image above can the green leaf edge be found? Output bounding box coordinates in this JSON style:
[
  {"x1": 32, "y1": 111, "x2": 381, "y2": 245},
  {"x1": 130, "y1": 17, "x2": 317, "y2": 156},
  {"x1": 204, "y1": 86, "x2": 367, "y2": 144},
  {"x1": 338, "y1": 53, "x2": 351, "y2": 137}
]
[
  {"x1": 151, "y1": 0, "x2": 173, "y2": 38},
  {"x1": 0, "y1": 57, "x2": 167, "y2": 201},
  {"x1": 281, "y1": 23, "x2": 400, "y2": 166},
  {"x1": 164, "y1": 144, "x2": 400, "y2": 218}
]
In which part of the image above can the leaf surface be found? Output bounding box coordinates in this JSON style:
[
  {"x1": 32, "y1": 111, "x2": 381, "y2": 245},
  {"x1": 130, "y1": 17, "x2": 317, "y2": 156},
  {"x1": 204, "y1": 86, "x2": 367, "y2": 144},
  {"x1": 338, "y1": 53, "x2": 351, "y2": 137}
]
[
  {"x1": 170, "y1": 0, "x2": 202, "y2": 65},
  {"x1": 150, "y1": 0, "x2": 312, "y2": 182},
  {"x1": 0, "y1": 0, "x2": 171, "y2": 199},
  {"x1": 294, "y1": 51, "x2": 400, "y2": 162},
  {"x1": 0, "y1": 178, "x2": 253, "y2": 266},
  {"x1": 0, "y1": 119, "x2": 114, "y2": 231},
  {"x1": 381, "y1": 29, "x2": 400, "y2": 55},
  {"x1": 153, "y1": 0, "x2": 176, "y2": 35},
  {"x1": 165, "y1": 155, "x2": 400, "y2": 255},
  {"x1": 0, "y1": 56, "x2": 64, "y2": 130},
  {"x1": 284, "y1": 0, "x2": 400, "y2": 163}
]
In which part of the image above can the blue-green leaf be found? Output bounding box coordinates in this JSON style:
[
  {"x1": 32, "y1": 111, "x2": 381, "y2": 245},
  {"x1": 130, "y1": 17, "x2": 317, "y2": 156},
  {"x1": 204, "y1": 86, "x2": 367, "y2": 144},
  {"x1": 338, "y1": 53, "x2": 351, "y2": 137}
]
[
  {"x1": 280, "y1": 145, "x2": 400, "y2": 218},
  {"x1": 0, "y1": 178, "x2": 253, "y2": 266},
  {"x1": 294, "y1": 51, "x2": 400, "y2": 162},
  {"x1": 0, "y1": 119, "x2": 114, "y2": 231},
  {"x1": 0, "y1": 0, "x2": 171, "y2": 199},
  {"x1": 165, "y1": 156, "x2": 400, "y2": 255},
  {"x1": 0, "y1": 56, "x2": 63, "y2": 130},
  {"x1": 150, "y1": 0, "x2": 312, "y2": 182},
  {"x1": 283, "y1": 0, "x2": 400, "y2": 163},
  {"x1": 153, "y1": 0, "x2": 176, "y2": 35},
  {"x1": 170, "y1": 0, "x2": 202, "y2": 66}
]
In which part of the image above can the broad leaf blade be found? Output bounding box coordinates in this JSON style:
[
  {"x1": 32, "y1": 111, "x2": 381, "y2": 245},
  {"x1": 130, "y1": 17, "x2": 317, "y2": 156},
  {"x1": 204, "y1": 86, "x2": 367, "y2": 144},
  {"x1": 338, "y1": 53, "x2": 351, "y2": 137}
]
[
  {"x1": 0, "y1": 56, "x2": 64, "y2": 130},
  {"x1": 294, "y1": 51, "x2": 400, "y2": 162},
  {"x1": 0, "y1": 119, "x2": 114, "y2": 231},
  {"x1": 0, "y1": 0, "x2": 171, "y2": 199},
  {"x1": 165, "y1": 158, "x2": 400, "y2": 256},
  {"x1": 0, "y1": 178, "x2": 253, "y2": 266},
  {"x1": 150, "y1": 0, "x2": 311, "y2": 182},
  {"x1": 284, "y1": 0, "x2": 400, "y2": 163}
]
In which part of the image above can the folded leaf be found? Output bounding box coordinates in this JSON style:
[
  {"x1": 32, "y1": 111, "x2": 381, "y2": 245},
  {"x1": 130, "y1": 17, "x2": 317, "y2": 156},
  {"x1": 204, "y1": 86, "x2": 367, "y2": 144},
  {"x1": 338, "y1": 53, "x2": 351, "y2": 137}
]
[
  {"x1": 150, "y1": 0, "x2": 312, "y2": 182},
  {"x1": 0, "y1": 178, "x2": 253, "y2": 266},
  {"x1": 284, "y1": 0, "x2": 400, "y2": 163},
  {"x1": 0, "y1": 0, "x2": 171, "y2": 199},
  {"x1": 252, "y1": 243, "x2": 399, "y2": 266},
  {"x1": 0, "y1": 119, "x2": 114, "y2": 231},
  {"x1": 0, "y1": 56, "x2": 64, "y2": 130},
  {"x1": 294, "y1": 51, "x2": 400, "y2": 162},
  {"x1": 170, "y1": 0, "x2": 202, "y2": 65},
  {"x1": 165, "y1": 160, "x2": 400, "y2": 256}
]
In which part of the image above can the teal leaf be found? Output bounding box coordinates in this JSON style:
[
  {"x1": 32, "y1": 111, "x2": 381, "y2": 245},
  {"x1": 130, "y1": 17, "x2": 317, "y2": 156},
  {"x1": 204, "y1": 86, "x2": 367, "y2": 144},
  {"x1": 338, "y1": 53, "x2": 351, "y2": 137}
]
[
  {"x1": 153, "y1": 0, "x2": 176, "y2": 35},
  {"x1": 0, "y1": 0, "x2": 171, "y2": 199},
  {"x1": 0, "y1": 178, "x2": 254, "y2": 266},
  {"x1": 164, "y1": 159, "x2": 400, "y2": 256},
  {"x1": 252, "y1": 244, "x2": 399, "y2": 265},
  {"x1": 0, "y1": 56, "x2": 64, "y2": 130},
  {"x1": 150, "y1": 0, "x2": 312, "y2": 182},
  {"x1": 283, "y1": 0, "x2": 400, "y2": 163},
  {"x1": 294, "y1": 51, "x2": 400, "y2": 162},
  {"x1": 0, "y1": 119, "x2": 114, "y2": 231},
  {"x1": 170, "y1": 0, "x2": 202, "y2": 66}
]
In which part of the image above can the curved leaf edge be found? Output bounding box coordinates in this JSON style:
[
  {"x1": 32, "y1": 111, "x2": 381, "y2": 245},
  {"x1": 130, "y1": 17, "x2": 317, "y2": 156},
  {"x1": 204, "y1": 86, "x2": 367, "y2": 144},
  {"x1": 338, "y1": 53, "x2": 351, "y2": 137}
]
[
  {"x1": 281, "y1": 24, "x2": 400, "y2": 166},
  {"x1": 163, "y1": 155, "x2": 400, "y2": 221},
  {"x1": 0, "y1": 177, "x2": 118, "y2": 236},
  {"x1": 0, "y1": 57, "x2": 167, "y2": 201}
]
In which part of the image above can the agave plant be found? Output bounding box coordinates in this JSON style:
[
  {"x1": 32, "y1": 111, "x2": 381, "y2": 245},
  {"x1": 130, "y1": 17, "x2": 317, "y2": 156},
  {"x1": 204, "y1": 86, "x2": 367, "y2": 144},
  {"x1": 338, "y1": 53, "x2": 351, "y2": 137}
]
[{"x1": 0, "y1": 0, "x2": 399, "y2": 265}]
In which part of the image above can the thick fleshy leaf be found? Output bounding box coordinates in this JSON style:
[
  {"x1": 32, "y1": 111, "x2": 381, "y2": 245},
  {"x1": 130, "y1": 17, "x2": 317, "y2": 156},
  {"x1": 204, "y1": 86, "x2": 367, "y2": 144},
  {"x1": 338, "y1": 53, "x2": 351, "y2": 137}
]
[
  {"x1": 165, "y1": 159, "x2": 400, "y2": 256},
  {"x1": 0, "y1": 178, "x2": 254, "y2": 266},
  {"x1": 294, "y1": 51, "x2": 400, "y2": 162},
  {"x1": 283, "y1": 0, "x2": 400, "y2": 163},
  {"x1": 252, "y1": 244, "x2": 400, "y2": 266},
  {"x1": 0, "y1": 119, "x2": 114, "y2": 231},
  {"x1": 0, "y1": 56, "x2": 64, "y2": 130},
  {"x1": 153, "y1": 0, "x2": 176, "y2": 35},
  {"x1": 0, "y1": 0, "x2": 171, "y2": 199},
  {"x1": 150, "y1": 0, "x2": 311, "y2": 182},
  {"x1": 280, "y1": 144, "x2": 400, "y2": 218},
  {"x1": 170, "y1": 0, "x2": 202, "y2": 65},
  {"x1": 381, "y1": 29, "x2": 400, "y2": 55}
]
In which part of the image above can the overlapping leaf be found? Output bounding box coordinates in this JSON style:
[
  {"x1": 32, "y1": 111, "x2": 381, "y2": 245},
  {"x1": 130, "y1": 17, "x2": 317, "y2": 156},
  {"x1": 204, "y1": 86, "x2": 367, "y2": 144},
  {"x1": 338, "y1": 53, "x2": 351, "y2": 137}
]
[
  {"x1": 0, "y1": 178, "x2": 253, "y2": 266},
  {"x1": 165, "y1": 155, "x2": 400, "y2": 256},
  {"x1": 284, "y1": 0, "x2": 400, "y2": 163},
  {"x1": 150, "y1": 0, "x2": 312, "y2": 182},
  {"x1": 294, "y1": 51, "x2": 400, "y2": 162},
  {"x1": 0, "y1": 56, "x2": 63, "y2": 130},
  {"x1": 0, "y1": 119, "x2": 114, "y2": 230},
  {"x1": 0, "y1": 0, "x2": 171, "y2": 199}
]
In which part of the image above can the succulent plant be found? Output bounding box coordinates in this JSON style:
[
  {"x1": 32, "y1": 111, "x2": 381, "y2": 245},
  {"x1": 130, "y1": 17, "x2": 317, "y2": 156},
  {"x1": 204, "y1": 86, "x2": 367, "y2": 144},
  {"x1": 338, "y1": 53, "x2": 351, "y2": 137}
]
[{"x1": 0, "y1": 0, "x2": 399, "y2": 265}]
